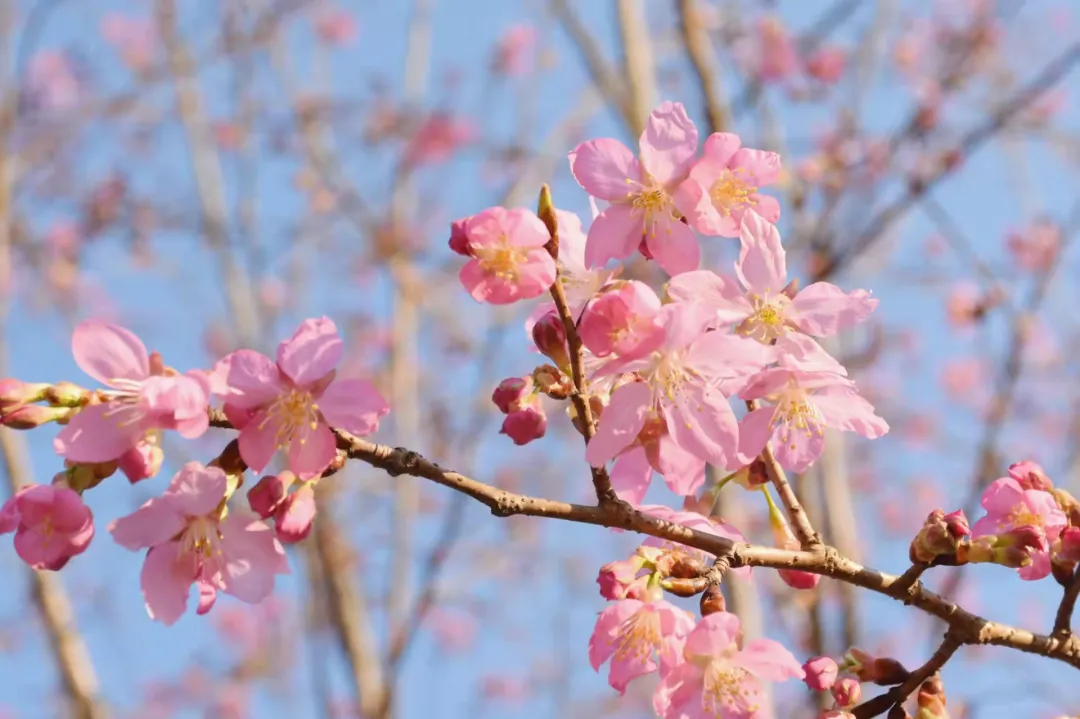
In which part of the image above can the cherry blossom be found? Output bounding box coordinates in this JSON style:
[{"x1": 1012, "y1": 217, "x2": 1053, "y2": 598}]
[
  {"x1": 455, "y1": 207, "x2": 557, "y2": 304},
  {"x1": 972, "y1": 476, "x2": 1066, "y2": 580},
  {"x1": 589, "y1": 597, "x2": 695, "y2": 694},
  {"x1": 679, "y1": 134, "x2": 781, "y2": 237},
  {"x1": 0, "y1": 483, "x2": 94, "y2": 570}
]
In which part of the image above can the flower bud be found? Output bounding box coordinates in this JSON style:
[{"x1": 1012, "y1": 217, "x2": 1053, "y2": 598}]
[
  {"x1": 492, "y1": 377, "x2": 532, "y2": 414},
  {"x1": 660, "y1": 576, "x2": 708, "y2": 597},
  {"x1": 802, "y1": 656, "x2": 839, "y2": 691},
  {"x1": 699, "y1": 584, "x2": 726, "y2": 616},
  {"x1": 500, "y1": 405, "x2": 546, "y2": 445},
  {"x1": 45, "y1": 381, "x2": 90, "y2": 408},
  {"x1": 668, "y1": 555, "x2": 707, "y2": 579},
  {"x1": 1058, "y1": 526, "x2": 1080, "y2": 563},
  {"x1": 531, "y1": 312, "x2": 570, "y2": 370},
  {"x1": 532, "y1": 364, "x2": 571, "y2": 399},
  {"x1": 249, "y1": 472, "x2": 294, "y2": 519},
  {"x1": 448, "y1": 217, "x2": 473, "y2": 256},
  {"x1": 1053, "y1": 488, "x2": 1080, "y2": 527},
  {"x1": 65, "y1": 460, "x2": 118, "y2": 492},
  {"x1": 915, "y1": 675, "x2": 947, "y2": 719},
  {"x1": 843, "y1": 648, "x2": 910, "y2": 685},
  {"x1": 597, "y1": 558, "x2": 642, "y2": 600},
  {"x1": 274, "y1": 482, "x2": 317, "y2": 543},
  {"x1": 831, "y1": 677, "x2": 862, "y2": 708},
  {"x1": 0, "y1": 379, "x2": 50, "y2": 407},
  {"x1": 0, "y1": 404, "x2": 70, "y2": 429},
  {"x1": 910, "y1": 509, "x2": 968, "y2": 564},
  {"x1": 118, "y1": 442, "x2": 163, "y2": 483},
  {"x1": 1009, "y1": 460, "x2": 1053, "y2": 491},
  {"x1": 993, "y1": 524, "x2": 1047, "y2": 568},
  {"x1": 730, "y1": 458, "x2": 770, "y2": 490}
]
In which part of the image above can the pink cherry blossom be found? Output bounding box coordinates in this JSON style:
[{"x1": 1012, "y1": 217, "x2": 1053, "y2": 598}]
[
  {"x1": 667, "y1": 214, "x2": 877, "y2": 353},
  {"x1": 588, "y1": 598, "x2": 695, "y2": 694},
  {"x1": 54, "y1": 321, "x2": 211, "y2": 464},
  {"x1": 492, "y1": 24, "x2": 536, "y2": 76},
  {"x1": 109, "y1": 462, "x2": 290, "y2": 625},
  {"x1": 569, "y1": 102, "x2": 703, "y2": 275},
  {"x1": 803, "y1": 656, "x2": 839, "y2": 691},
  {"x1": 653, "y1": 611, "x2": 804, "y2": 719},
  {"x1": 607, "y1": 416, "x2": 706, "y2": 503},
  {"x1": 588, "y1": 303, "x2": 775, "y2": 470},
  {"x1": 216, "y1": 317, "x2": 389, "y2": 480},
  {"x1": 972, "y1": 476, "x2": 1066, "y2": 581},
  {"x1": 457, "y1": 207, "x2": 556, "y2": 304},
  {"x1": 0, "y1": 484, "x2": 94, "y2": 570},
  {"x1": 679, "y1": 134, "x2": 781, "y2": 237},
  {"x1": 579, "y1": 280, "x2": 664, "y2": 360},
  {"x1": 739, "y1": 368, "x2": 888, "y2": 472}
]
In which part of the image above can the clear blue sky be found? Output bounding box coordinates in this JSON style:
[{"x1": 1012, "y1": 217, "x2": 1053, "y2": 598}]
[{"x1": 3, "y1": 1, "x2": 1080, "y2": 717}]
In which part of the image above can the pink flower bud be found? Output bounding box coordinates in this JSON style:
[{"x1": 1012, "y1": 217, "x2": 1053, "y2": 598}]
[
  {"x1": 779, "y1": 567, "x2": 821, "y2": 590},
  {"x1": 910, "y1": 509, "x2": 967, "y2": 564},
  {"x1": 994, "y1": 524, "x2": 1047, "y2": 568},
  {"x1": 531, "y1": 311, "x2": 570, "y2": 369},
  {"x1": 0, "y1": 404, "x2": 70, "y2": 429},
  {"x1": 118, "y1": 441, "x2": 163, "y2": 484},
  {"x1": 802, "y1": 656, "x2": 839, "y2": 691},
  {"x1": 0, "y1": 379, "x2": 50, "y2": 407},
  {"x1": 274, "y1": 482, "x2": 317, "y2": 543},
  {"x1": 0, "y1": 484, "x2": 94, "y2": 569},
  {"x1": 831, "y1": 677, "x2": 862, "y2": 708},
  {"x1": 492, "y1": 377, "x2": 532, "y2": 414},
  {"x1": 843, "y1": 648, "x2": 910, "y2": 685},
  {"x1": 248, "y1": 472, "x2": 294, "y2": 519},
  {"x1": 1008, "y1": 460, "x2": 1053, "y2": 491},
  {"x1": 500, "y1": 405, "x2": 546, "y2": 446},
  {"x1": 448, "y1": 217, "x2": 473, "y2": 256},
  {"x1": 1058, "y1": 526, "x2": 1080, "y2": 563},
  {"x1": 943, "y1": 509, "x2": 970, "y2": 538},
  {"x1": 597, "y1": 559, "x2": 640, "y2": 600}
]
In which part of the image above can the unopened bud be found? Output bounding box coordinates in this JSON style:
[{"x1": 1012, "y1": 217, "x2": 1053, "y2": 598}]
[
  {"x1": 843, "y1": 649, "x2": 910, "y2": 685},
  {"x1": 1053, "y1": 488, "x2": 1080, "y2": 527},
  {"x1": 249, "y1": 472, "x2": 294, "y2": 519},
  {"x1": 0, "y1": 379, "x2": 50, "y2": 407},
  {"x1": 731, "y1": 458, "x2": 770, "y2": 490},
  {"x1": 0, "y1": 404, "x2": 70, "y2": 429},
  {"x1": 118, "y1": 442, "x2": 163, "y2": 483},
  {"x1": 1058, "y1": 526, "x2": 1080, "y2": 564},
  {"x1": 660, "y1": 576, "x2": 708, "y2": 597},
  {"x1": 532, "y1": 364, "x2": 571, "y2": 398},
  {"x1": 45, "y1": 382, "x2": 90, "y2": 408},
  {"x1": 831, "y1": 677, "x2": 862, "y2": 708},
  {"x1": 531, "y1": 312, "x2": 570, "y2": 370},
  {"x1": 668, "y1": 555, "x2": 707, "y2": 579},
  {"x1": 910, "y1": 509, "x2": 969, "y2": 564},
  {"x1": 274, "y1": 482, "x2": 317, "y2": 543},
  {"x1": 915, "y1": 675, "x2": 947, "y2": 718},
  {"x1": 448, "y1": 217, "x2": 473, "y2": 256},
  {"x1": 500, "y1": 405, "x2": 546, "y2": 445},
  {"x1": 699, "y1": 584, "x2": 726, "y2": 616},
  {"x1": 597, "y1": 558, "x2": 643, "y2": 600},
  {"x1": 1008, "y1": 460, "x2": 1053, "y2": 491},
  {"x1": 492, "y1": 377, "x2": 532, "y2": 414},
  {"x1": 991, "y1": 524, "x2": 1046, "y2": 568},
  {"x1": 802, "y1": 656, "x2": 839, "y2": 691}
]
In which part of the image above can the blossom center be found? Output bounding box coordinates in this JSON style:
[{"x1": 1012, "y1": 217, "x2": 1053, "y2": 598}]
[
  {"x1": 770, "y1": 385, "x2": 824, "y2": 450},
  {"x1": 627, "y1": 182, "x2": 677, "y2": 238},
  {"x1": 264, "y1": 388, "x2": 320, "y2": 449},
  {"x1": 703, "y1": 659, "x2": 757, "y2": 717},
  {"x1": 737, "y1": 292, "x2": 791, "y2": 344},
  {"x1": 474, "y1": 237, "x2": 529, "y2": 280},
  {"x1": 1007, "y1": 503, "x2": 1043, "y2": 528},
  {"x1": 181, "y1": 517, "x2": 222, "y2": 564},
  {"x1": 709, "y1": 170, "x2": 757, "y2": 216},
  {"x1": 612, "y1": 608, "x2": 661, "y2": 663}
]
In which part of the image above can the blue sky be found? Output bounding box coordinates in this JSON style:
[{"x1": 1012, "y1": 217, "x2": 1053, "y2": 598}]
[{"x1": 3, "y1": 0, "x2": 1080, "y2": 717}]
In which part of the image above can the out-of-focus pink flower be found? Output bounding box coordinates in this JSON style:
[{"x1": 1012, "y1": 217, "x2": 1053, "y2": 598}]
[
  {"x1": 313, "y1": 5, "x2": 358, "y2": 45},
  {"x1": 215, "y1": 317, "x2": 389, "y2": 480},
  {"x1": 678, "y1": 133, "x2": 781, "y2": 237},
  {"x1": 0, "y1": 484, "x2": 94, "y2": 570},
  {"x1": 588, "y1": 598, "x2": 694, "y2": 694},
  {"x1": 457, "y1": 207, "x2": 557, "y2": 304},
  {"x1": 653, "y1": 611, "x2": 804, "y2": 718},
  {"x1": 26, "y1": 52, "x2": 82, "y2": 112},
  {"x1": 739, "y1": 368, "x2": 888, "y2": 473},
  {"x1": 1007, "y1": 220, "x2": 1060, "y2": 272},
  {"x1": 403, "y1": 112, "x2": 475, "y2": 167},
  {"x1": 972, "y1": 476, "x2": 1066, "y2": 581},
  {"x1": 940, "y1": 358, "x2": 986, "y2": 400},
  {"x1": 109, "y1": 462, "x2": 290, "y2": 625},
  {"x1": 425, "y1": 606, "x2": 477, "y2": 652},
  {"x1": 54, "y1": 322, "x2": 211, "y2": 466},
  {"x1": 806, "y1": 46, "x2": 846, "y2": 84},
  {"x1": 481, "y1": 674, "x2": 531, "y2": 706},
  {"x1": 569, "y1": 102, "x2": 701, "y2": 275},
  {"x1": 101, "y1": 14, "x2": 157, "y2": 70},
  {"x1": 492, "y1": 24, "x2": 536, "y2": 76},
  {"x1": 736, "y1": 16, "x2": 798, "y2": 84},
  {"x1": 946, "y1": 282, "x2": 1000, "y2": 327}
]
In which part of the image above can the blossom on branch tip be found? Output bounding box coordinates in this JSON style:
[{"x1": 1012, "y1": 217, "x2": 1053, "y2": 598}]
[
  {"x1": 456, "y1": 207, "x2": 556, "y2": 304},
  {"x1": 653, "y1": 611, "x2": 804, "y2": 719},
  {"x1": 54, "y1": 321, "x2": 211, "y2": 465},
  {"x1": 1007, "y1": 460, "x2": 1053, "y2": 491},
  {"x1": 738, "y1": 368, "x2": 888, "y2": 473},
  {"x1": 569, "y1": 102, "x2": 703, "y2": 275},
  {"x1": 0, "y1": 484, "x2": 94, "y2": 570},
  {"x1": 971, "y1": 476, "x2": 1065, "y2": 580},
  {"x1": 108, "y1": 462, "x2": 289, "y2": 626},
  {"x1": 500, "y1": 404, "x2": 546, "y2": 446},
  {"x1": 216, "y1": 317, "x2": 389, "y2": 480},
  {"x1": 579, "y1": 280, "x2": 665, "y2": 361},
  {"x1": 588, "y1": 598, "x2": 694, "y2": 694},
  {"x1": 802, "y1": 656, "x2": 839, "y2": 691},
  {"x1": 678, "y1": 133, "x2": 781, "y2": 237},
  {"x1": 831, "y1": 677, "x2": 862, "y2": 708}
]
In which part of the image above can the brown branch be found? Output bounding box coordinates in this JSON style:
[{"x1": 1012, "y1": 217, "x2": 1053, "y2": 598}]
[
  {"x1": 747, "y1": 400, "x2": 822, "y2": 549},
  {"x1": 1055, "y1": 567, "x2": 1080, "y2": 638},
  {"x1": 537, "y1": 185, "x2": 615, "y2": 503},
  {"x1": 851, "y1": 630, "x2": 963, "y2": 719},
  {"x1": 676, "y1": 0, "x2": 727, "y2": 134},
  {"x1": 615, "y1": 0, "x2": 655, "y2": 136}
]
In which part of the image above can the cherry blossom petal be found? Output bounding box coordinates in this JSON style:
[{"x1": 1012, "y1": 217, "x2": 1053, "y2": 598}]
[
  {"x1": 653, "y1": 436, "x2": 705, "y2": 497},
  {"x1": 221, "y1": 350, "x2": 287, "y2": 409},
  {"x1": 736, "y1": 213, "x2": 787, "y2": 295},
  {"x1": 751, "y1": 193, "x2": 781, "y2": 223},
  {"x1": 788, "y1": 283, "x2": 877, "y2": 336},
  {"x1": 645, "y1": 215, "x2": 700, "y2": 276},
  {"x1": 639, "y1": 101, "x2": 699, "y2": 185},
  {"x1": 610, "y1": 446, "x2": 653, "y2": 504},
  {"x1": 166, "y1": 463, "x2": 229, "y2": 517},
  {"x1": 702, "y1": 132, "x2": 742, "y2": 166},
  {"x1": 318, "y1": 379, "x2": 389, "y2": 436},
  {"x1": 569, "y1": 138, "x2": 641, "y2": 201},
  {"x1": 771, "y1": 422, "x2": 826, "y2": 472},
  {"x1": 276, "y1": 317, "x2": 343, "y2": 387},
  {"x1": 218, "y1": 512, "x2": 287, "y2": 603},
  {"x1": 53, "y1": 403, "x2": 143, "y2": 463},
  {"x1": 109, "y1": 499, "x2": 186, "y2": 550},
  {"x1": 141, "y1": 542, "x2": 196, "y2": 626},
  {"x1": 238, "y1": 411, "x2": 281, "y2": 474},
  {"x1": 813, "y1": 389, "x2": 889, "y2": 439},
  {"x1": 584, "y1": 205, "x2": 643, "y2": 269},
  {"x1": 736, "y1": 638, "x2": 806, "y2": 681},
  {"x1": 686, "y1": 332, "x2": 775, "y2": 379},
  {"x1": 586, "y1": 381, "x2": 651, "y2": 467},
  {"x1": 666, "y1": 270, "x2": 752, "y2": 325},
  {"x1": 287, "y1": 421, "x2": 337, "y2": 480},
  {"x1": 72, "y1": 321, "x2": 149, "y2": 385},
  {"x1": 731, "y1": 148, "x2": 781, "y2": 186},
  {"x1": 736, "y1": 407, "x2": 776, "y2": 466},
  {"x1": 588, "y1": 599, "x2": 643, "y2": 672}
]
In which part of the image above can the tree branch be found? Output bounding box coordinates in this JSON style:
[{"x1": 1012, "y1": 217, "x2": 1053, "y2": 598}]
[
  {"x1": 851, "y1": 629, "x2": 963, "y2": 719},
  {"x1": 1055, "y1": 567, "x2": 1080, "y2": 638},
  {"x1": 676, "y1": 0, "x2": 727, "y2": 134}
]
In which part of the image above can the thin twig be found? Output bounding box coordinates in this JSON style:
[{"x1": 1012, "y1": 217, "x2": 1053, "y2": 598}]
[
  {"x1": 1054, "y1": 567, "x2": 1080, "y2": 638},
  {"x1": 851, "y1": 630, "x2": 963, "y2": 719},
  {"x1": 616, "y1": 0, "x2": 655, "y2": 136},
  {"x1": 747, "y1": 400, "x2": 822, "y2": 548},
  {"x1": 676, "y1": 0, "x2": 727, "y2": 134}
]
